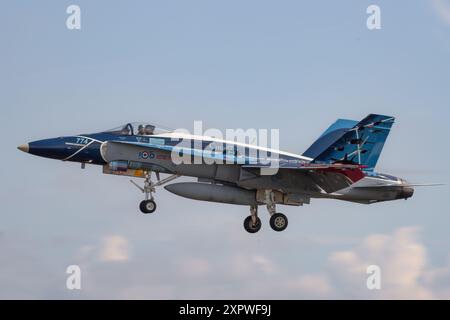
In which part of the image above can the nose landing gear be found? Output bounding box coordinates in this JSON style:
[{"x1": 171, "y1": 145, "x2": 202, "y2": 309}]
[
  {"x1": 140, "y1": 199, "x2": 156, "y2": 214},
  {"x1": 130, "y1": 172, "x2": 180, "y2": 214}
]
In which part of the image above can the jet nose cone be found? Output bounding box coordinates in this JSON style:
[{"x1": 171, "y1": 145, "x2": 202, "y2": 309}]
[{"x1": 17, "y1": 143, "x2": 29, "y2": 153}]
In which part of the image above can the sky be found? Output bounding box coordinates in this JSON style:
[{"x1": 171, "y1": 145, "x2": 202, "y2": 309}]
[{"x1": 1, "y1": 0, "x2": 450, "y2": 299}]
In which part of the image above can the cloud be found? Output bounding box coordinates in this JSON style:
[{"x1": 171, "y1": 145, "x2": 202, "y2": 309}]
[
  {"x1": 67, "y1": 227, "x2": 450, "y2": 299},
  {"x1": 326, "y1": 227, "x2": 434, "y2": 299},
  {"x1": 431, "y1": 0, "x2": 450, "y2": 26},
  {"x1": 2, "y1": 227, "x2": 450, "y2": 299},
  {"x1": 225, "y1": 253, "x2": 276, "y2": 279},
  {"x1": 251, "y1": 255, "x2": 276, "y2": 274},
  {"x1": 98, "y1": 235, "x2": 130, "y2": 262}
]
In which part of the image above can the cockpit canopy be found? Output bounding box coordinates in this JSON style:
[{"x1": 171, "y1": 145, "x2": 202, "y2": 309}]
[{"x1": 105, "y1": 122, "x2": 172, "y2": 136}]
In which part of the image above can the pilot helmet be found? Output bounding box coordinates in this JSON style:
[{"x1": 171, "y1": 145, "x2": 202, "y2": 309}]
[{"x1": 145, "y1": 125, "x2": 155, "y2": 135}]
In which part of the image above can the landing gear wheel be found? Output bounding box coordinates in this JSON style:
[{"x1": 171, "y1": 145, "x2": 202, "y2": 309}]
[
  {"x1": 243, "y1": 216, "x2": 262, "y2": 233},
  {"x1": 270, "y1": 213, "x2": 288, "y2": 232},
  {"x1": 139, "y1": 200, "x2": 157, "y2": 214}
]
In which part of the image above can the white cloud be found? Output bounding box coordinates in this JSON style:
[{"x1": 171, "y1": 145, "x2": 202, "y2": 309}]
[
  {"x1": 75, "y1": 227, "x2": 450, "y2": 299},
  {"x1": 431, "y1": 0, "x2": 450, "y2": 26},
  {"x1": 5, "y1": 227, "x2": 448, "y2": 299},
  {"x1": 252, "y1": 255, "x2": 276, "y2": 274},
  {"x1": 326, "y1": 227, "x2": 434, "y2": 299},
  {"x1": 99, "y1": 235, "x2": 130, "y2": 262}
]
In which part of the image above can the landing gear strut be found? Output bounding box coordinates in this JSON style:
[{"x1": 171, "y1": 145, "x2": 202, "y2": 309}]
[
  {"x1": 130, "y1": 172, "x2": 180, "y2": 214},
  {"x1": 242, "y1": 190, "x2": 289, "y2": 233},
  {"x1": 265, "y1": 190, "x2": 288, "y2": 232}
]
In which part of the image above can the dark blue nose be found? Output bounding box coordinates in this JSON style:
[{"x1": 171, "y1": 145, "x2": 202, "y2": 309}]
[
  {"x1": 19, "y1": 135, "x2": 106, "y2": 164},
  {"x1": 20, "y1": 137, "x2": 73, "y2": 160}
]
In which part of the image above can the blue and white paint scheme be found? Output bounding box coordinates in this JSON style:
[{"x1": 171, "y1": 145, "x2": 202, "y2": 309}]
[{"x1": 18, "y1": 114, "x2": 416, "y2": 233}]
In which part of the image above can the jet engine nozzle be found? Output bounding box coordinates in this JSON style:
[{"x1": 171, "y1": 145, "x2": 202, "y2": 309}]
[{"x1": 399, "y1": 186, "x2": 414, "y2": 200}]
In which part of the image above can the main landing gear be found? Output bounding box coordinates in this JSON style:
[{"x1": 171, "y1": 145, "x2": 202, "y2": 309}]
[
  {"x1": 243, "y1": 206, "x2": 262, "y2": 233},
  {"x1": 269, "y1": 213, "x2": 288, "y2": 232},
  {"x1": 130, "y1": 172, "x2": 180, "y2": 214},
  {"x1": 243, "y1": 190, "x2": 288, "y2": 233}
]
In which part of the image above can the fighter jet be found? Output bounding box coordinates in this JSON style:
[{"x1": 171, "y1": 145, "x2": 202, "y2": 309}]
[{"x1": 17, "y1": 114, "x2": 415, "y2": 233}]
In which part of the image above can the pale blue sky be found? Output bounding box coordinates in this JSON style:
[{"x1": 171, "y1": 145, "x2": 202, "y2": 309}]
[{"x1": 1, "y1": 1, "x2": 450, "y2": 298}]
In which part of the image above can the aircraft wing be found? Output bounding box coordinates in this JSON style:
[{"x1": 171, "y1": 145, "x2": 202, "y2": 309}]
[
  {"x1": 105, "y1": 141, "x2": 365, "y2": 170},
  {"x1": 102, "y1": 141, "x2": 366, "y2": 193},
  {"x1": 241, "y1": 161, "x2": 367, "y2": 193},
  {"x1": 242, "y1": 161, "x2": 365, "y2": 170}
]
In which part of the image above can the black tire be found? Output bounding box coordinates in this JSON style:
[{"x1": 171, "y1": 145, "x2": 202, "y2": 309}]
[
  {"x1": 139, "y1": 200, "x2": 157, "y2": 214},
  {"x1": 269, "y1": 213, "x2": 288, "y2": 232},
  {"x1": 243, "y1": 216, "x2": 261, "y2": 233}
]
